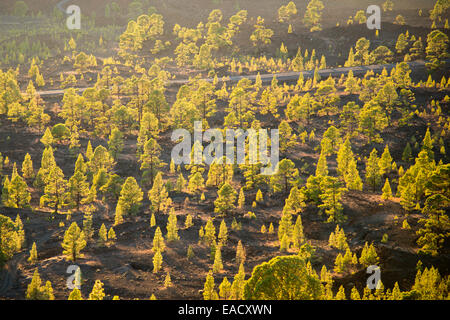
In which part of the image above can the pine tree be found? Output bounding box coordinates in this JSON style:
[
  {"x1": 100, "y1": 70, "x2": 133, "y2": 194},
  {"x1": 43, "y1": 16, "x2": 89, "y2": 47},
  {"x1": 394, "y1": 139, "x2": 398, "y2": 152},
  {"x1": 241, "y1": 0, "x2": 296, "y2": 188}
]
[
  {"x1": 28, "y1": 242, "x2": 38, "y2": 264},
  {"x1": 82, "y1": 211, "x2": 94, "y2": 242},
  {"x1": 40, "y1": 165, "x2": 68, "y2": 215},
  {"x1": 292, "y1": 215, "x2": 305, "y2": 250},
  {"x1": 89, "y1": 168, "x2": 107, "y2": 201},
  {"x1": 148, "y1": 172, "x2": 169, "y2": 213},
  {"x1": 90, "y1": 145, "x2": 114, "y2": 176},
  {"x1": 321, "y1": 126, "x2": 342, "y2": 155},
  {"x1": 187, "y1": 245, "x2": 195, "y2": 260},
  {"x1": 270, "y1": 159, "x2": 300, "y2": 194},
  {"x1": 137, "y1": 112, "x2": 160, "y2": 154},
  {"x1": 425, "y1": 30, "x2": 449, "y2": 72},
  {"x1": 344, "y1": 70, "x2": 359, "y2": 94},
  {"x1": 186, "y1": 140, "x2": 205, "y2": 178},
  {"x1": 345, "y1": 47, "x2": 356, "y2": 67},
  {"x1": 279, "y1": 120, "x2": 297, "y2": 152},
  {"x1": 11, "y1": 163, "x2": 18, "y2": 180},
  {"x1": 140, "y1": 138, "x2": 164, "y2": 186},
  {"x1": 85, "y1": 141, "x2": 94, "y2": 162},
  {"x1": 359, "y1": 242, "x2": 379, "y2": 267},
  {"x1": 395, "y1": 33, "x2": 409, "y2": 54},
  {"x1": 255, "y1": 189, "x2": 263, "y2": 203},
  {"x1": 117, "y1": 177, "x2": 143, "y2": 216},
  {"x1": 342, "y1": 248, "x2": 358, "y2": 271},
  {"x1": 315, "y1": 150, "x2": 328, "y2": 177},
  {"x1": 166, "y1": 209, "x2": 179, "y2": 242},
  {"x1": 6, "y1": 174, "x2": 31, "y2": 208},
  {"x1": 398, "y1": 166, "x2": 404, "y2": 177},
  {"x1": 175, "y1": 172, "x2": 186, "y2": 192},
  {"x1": 285, "y1": 186, "x2": 306, "y2": 214},
  {"x1": 199, "y1": 226, "x2": 205, "y2": 243},
  {"x1": 219, "y1": 277, "x2": 232, "y2": 299},
  {"x1": 379, "y1": 145, "x2": 393, "y2": 176},
  {"x1": 366, "y1": 149, "x2": 381, "y2": 191},
  {"x1": 390, "y1": 282, "x2": 402, "y2": 300},
  {"x1": 402, "y1": 219, "x2": 411, "y2": 230},
  {"x1": 230, "y1": 218, "x2": 240, "y2": 231},
  {"x1": 188, "y1": 171, "x2": 205, "y2": 197},
  {"x1": 402, "y1": 142, "x2": 413, "y2": 162},
  {"x1": 101, "y1": 173, "x2": 122, "y2": 201},
  {"x1": 106, "y1": 227, "x2": 116, "y2": 243},
  {"x1": 169, "y1": 159, "x2": 176, "y2": 174},
  {"x1": 14, "y1": 215, "x2": 25, "y2": 250},
  {"x1": 214, "y1": 183, "x2": 237, "y2": 216},
  {"x1": 337, "y1": 137, "x2": 354, "y2": 177},
  {"x1": 239, "y1": 152, "x2": 266, "y2": 191},
  {"x1": 261, "y1": 225, "x2": 267, "y2": 233},
  {"x1": 68, "y1": 154, "x2": 89, "y2": 211},
  {"x1": 88, "y1": 280, "x2": 105, "y2": 300},
  {"x1": 42, "y1": 281, "x2": 55, "y2": 300},
  {"x1": 107, "y1": 128, "x2": 124, "y2": 160},
  {"x1": 114, "y1": 202, "x2": 125, "y2": 226},
  {"x1": 68, "y1": 124, "x2": 80, "y2": 152},
  {"x1": 381, "y1": 178, "x2": 393, "y2": 200},
  {"x1": 210, "y1": 240, "x2": 218, "y2": 262},
  {"x1": 230, "y1": 263, "x2": 246, "y2": 300},
  {"x1": 68, "y1": 288, "x2": 83, "y2": 300},
  {"x1": 410, "y1": 37, "x2": 424, "y2": 59},
  {"x1": 40, "y1": 128, "x2": 54, "y2": 147},
  {"x1": 212, "y1": 245, "x2": 223, "y2": 273},
  {"x1": 24, "y1": 269, "x2": 52, "y2": 300},
  {"x1": 236, "y1": 240, "x2": 246, "y2": 266},
  {"x1": 98, "y1": 224, "x2": 108, "y2": 247},
  {"x1": 399, "y1": 182, "x2": 416, "y2": 211},
  {"x1": 184, "y1": 214, "x2": 193, "y2": 229},
  {"x1": 358, "y1": 99, "x2": 388, "y2": 143},
  {"x1": 161, "y1": 271, "x2": 172, "y2": 288},
  {"x1": 237, "y1": 188, "x2": 245, "y2": 209},
  {"x1": 152, "y1": 227, "x2": 166, "y2": 252},
  {"x1": 61, "y1": 222, "x2": 86, "y2": 262},
  {"x1": 329, "y1": 225, "x2": 349, "y2": 250},
  {"x1": 218, "y1": 220, "x2": 228, "y2": 246},
  {"x1": 345, "y1": 158, "x2": 363, "y2": 191},
  {"x1": 335, "y1": 285, "x2": 346, "y2": 300},
  {"x1": 1, "y1": 177, "x2": 10, "y2": 207},
  {"x1": 21, "y1": 153, "x2": 34, "y2": 180},
  {"x1": 303, "y1": 0, "x2": 325, "y2": 32},
  {"x1": 146, "y1": 213, "x2": 155, "y2": 228},
  {"x1": 319, "y1": 177, "x2": 347, "y2": 223},
  {"x1": 26, "y1": 269, "x2": 43, "y2": 300},
  {"x1": 320, "y1": 265, "x2": 331, "y2": 283},
  {"x1": 421, "y1": 128, "x2": 434, "y2": 160},
  {"x1": 204, "y1": 218, "x2": 216, "y2": 246},
  {"x1": 278, "y1": 209, "x2": 293, "y2": 250},
  {"x1": 350, "y1": 287, "x2": 361, "y2": 300}
]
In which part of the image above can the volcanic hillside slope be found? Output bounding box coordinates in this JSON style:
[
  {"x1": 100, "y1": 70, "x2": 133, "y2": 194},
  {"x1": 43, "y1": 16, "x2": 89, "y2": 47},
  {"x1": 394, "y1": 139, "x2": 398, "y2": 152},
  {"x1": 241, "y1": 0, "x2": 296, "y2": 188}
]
[{"x1": 0, "y1": 0, "x2": 449, "y2": 300}]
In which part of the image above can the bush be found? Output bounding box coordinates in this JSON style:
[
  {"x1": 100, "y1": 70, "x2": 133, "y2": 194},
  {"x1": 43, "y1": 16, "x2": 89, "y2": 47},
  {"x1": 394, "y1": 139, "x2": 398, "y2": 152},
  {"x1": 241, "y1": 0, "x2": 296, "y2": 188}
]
[{"x1": 51, "y1": 124, "x2": 71, "y2": 142}]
